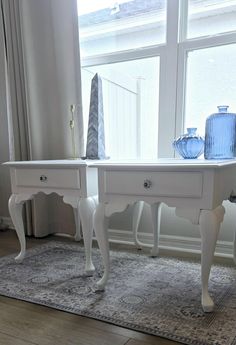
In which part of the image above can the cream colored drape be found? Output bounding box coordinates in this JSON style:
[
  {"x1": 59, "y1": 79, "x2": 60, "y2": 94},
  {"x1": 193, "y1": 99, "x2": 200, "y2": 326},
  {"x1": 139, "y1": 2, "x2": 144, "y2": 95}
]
[
  {"x1": 2, "y1": 0, "x2": 84, "y2": 237},
  {"x1": 1, "y1": 0, "x2": 33, "y2": 233}
]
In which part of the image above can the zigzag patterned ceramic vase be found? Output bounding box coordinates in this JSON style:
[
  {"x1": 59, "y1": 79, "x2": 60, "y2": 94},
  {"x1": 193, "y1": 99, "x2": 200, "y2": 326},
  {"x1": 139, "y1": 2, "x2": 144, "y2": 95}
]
[{"x1": 86, "y1": 73, "x2": 106, "y2": 159}]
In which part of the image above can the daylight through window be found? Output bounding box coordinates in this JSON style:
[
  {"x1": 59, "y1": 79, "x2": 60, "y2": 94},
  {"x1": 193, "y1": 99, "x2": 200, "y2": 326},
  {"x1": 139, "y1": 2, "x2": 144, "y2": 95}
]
[{"x1": 77, "y1": 0, "x2": 236, "y2": 159}]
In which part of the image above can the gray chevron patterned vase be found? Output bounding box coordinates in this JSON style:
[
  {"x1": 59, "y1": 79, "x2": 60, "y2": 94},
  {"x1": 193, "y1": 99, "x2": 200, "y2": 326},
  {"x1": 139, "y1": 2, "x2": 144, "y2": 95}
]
[{"x1": 86, "y1": 73, "x2": 106, "y2": 159}]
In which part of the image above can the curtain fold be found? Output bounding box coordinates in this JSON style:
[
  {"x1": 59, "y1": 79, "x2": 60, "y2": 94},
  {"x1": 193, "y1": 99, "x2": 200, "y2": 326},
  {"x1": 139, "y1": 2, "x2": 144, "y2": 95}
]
[
  {"x1": 1, "y1": 0, "x2": 33, "y2": 234},
  {"x1": 2, "y1": 0, "x2": 84, "y2": 237},
  {"x1": 1, "y1": 0, "x2": 31, "y2": 161},
  {"x1": 20, "y1": 0, "x2": 84, "y2": 160}
]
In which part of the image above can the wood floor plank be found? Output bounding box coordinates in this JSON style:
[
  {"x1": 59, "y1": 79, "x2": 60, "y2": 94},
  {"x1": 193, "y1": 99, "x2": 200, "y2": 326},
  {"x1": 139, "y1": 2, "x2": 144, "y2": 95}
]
[
  {"x1": 125, "y1": 338, "x2": 178, "y2": 345},
  {"x1": 0, "y1": 331, "x2": 38, "y2": 345},
  {"x1": 0, "y1": 299, "x2": 128, "y2": 345},
  {"x1": 0, "y1": 230, "x2": 184, "y2": 345},
  {"x1": 0, "y1": 296, "x2": 161, "y2": 344}
]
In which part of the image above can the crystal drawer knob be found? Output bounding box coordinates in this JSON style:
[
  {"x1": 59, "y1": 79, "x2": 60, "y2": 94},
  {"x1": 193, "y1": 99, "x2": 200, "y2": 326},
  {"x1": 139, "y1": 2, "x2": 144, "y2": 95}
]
[
  {"x1": 40, "y1": 175, "x2": 47, "y2": 182},
  {"x1": 143, "y1": 179, "x2": 152, "y2": 189}
]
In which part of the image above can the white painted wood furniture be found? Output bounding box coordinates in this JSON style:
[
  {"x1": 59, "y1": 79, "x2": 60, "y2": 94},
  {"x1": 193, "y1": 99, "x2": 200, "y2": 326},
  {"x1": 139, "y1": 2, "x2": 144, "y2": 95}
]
[
  {"x1": 4, "y1": 160, "x2": 98, "y2": 275},
  {"x1": 92, "y1": 159, "x2": 236, "y2": 312},
  {"x1": 4, "y1": 160, "x2": 146, "y2": 276}
]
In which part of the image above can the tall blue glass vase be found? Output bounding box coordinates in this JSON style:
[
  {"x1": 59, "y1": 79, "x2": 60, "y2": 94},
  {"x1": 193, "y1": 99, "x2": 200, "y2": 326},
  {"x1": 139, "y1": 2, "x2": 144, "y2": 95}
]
[{"x1": 204, "y1": 105, "x2": 236, "y2": 159}]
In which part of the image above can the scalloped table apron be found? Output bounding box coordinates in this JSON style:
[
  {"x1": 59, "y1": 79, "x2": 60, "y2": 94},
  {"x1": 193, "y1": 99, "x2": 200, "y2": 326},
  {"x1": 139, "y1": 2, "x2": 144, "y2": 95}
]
[{"x1": 91, "y1": 159, "x2": 236, "y2": 313}]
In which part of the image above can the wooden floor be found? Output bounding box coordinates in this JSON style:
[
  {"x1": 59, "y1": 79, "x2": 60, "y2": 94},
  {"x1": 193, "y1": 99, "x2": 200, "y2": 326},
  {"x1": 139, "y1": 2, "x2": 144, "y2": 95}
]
[{"x1": 0, "y1": 230, "x2": 180, "y2": 345}]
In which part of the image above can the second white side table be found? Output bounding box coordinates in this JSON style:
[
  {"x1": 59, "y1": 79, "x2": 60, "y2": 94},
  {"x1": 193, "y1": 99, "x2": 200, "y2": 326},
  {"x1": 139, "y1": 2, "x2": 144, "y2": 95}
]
[
  {"x1": 4, "y1": 159, "x2": 147, "y2": 276},
  {"x1": 4, "y1": 160, "x2": 98, "y2": 275}
]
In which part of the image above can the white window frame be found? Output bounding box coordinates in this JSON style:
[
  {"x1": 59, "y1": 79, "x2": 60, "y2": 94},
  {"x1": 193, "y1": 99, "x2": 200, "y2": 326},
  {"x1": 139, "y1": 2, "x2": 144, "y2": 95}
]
[
  {"x1": 176, "y1": 1, "x2": 236, "y2": 149},
  {"x1": 80, "y1": 0, "x2": 236, "y2": 159}
]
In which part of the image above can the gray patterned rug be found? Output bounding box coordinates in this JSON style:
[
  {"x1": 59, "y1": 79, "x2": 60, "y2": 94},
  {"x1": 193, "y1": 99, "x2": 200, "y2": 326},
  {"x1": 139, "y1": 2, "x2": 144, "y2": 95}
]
[{"x1": 0, "y1": 242, "x2": 236, "y2": 345}]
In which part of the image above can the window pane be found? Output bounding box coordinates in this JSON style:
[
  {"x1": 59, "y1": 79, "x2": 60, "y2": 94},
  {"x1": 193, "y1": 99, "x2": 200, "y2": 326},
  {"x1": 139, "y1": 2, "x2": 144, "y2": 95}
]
[
  {"x1": 187, "y1": 0, "x2": 236, "y2": 39},
  {"x1": 77, "y1": 0, "x2": 166, "y2": 56},
  {"x1": 185, "y1": 44, "x2": 236, "y2": 137},
  {"x1": 81, "y1": 57, "x2": 160, "y2": 159}
]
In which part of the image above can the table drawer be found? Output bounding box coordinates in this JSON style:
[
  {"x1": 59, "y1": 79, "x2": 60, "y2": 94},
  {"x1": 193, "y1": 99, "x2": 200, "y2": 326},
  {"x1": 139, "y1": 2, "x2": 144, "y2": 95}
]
[
  {"x1": 104, "y1": 170, "x2": 203, "y2": 198},
  {"x1": 14, "y1": 168, "x2": 80, "y2": 189}
]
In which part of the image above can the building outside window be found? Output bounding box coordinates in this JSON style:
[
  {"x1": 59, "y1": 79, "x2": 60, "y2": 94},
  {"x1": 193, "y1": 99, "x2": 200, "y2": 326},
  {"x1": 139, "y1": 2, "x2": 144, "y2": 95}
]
[{"x1": 77, "y1": 0, "x2": 236, "y2": 160}]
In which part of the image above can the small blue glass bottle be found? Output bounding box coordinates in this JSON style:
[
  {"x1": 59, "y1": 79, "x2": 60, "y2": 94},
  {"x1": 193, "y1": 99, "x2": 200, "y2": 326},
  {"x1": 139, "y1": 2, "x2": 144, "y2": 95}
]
[
  {"x1": 173, "y1": 127, "x2": 204, "y2": 159},
  {"x1": 204, "y1": 105, "x2": 236, "y2": 159}
]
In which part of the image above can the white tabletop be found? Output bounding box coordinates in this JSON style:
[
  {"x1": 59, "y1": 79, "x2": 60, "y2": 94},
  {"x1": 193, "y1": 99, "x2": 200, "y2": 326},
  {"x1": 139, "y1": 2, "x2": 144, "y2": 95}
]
[
  {"x1": 3, "y1": 159, "x2": 92, "y2": 168},
  {"x1": 91, "y1": 158, "x2": 236, "y2": 168},
  {"x1": 3, "y1": 158, "x2": 236, "y2": 169}
]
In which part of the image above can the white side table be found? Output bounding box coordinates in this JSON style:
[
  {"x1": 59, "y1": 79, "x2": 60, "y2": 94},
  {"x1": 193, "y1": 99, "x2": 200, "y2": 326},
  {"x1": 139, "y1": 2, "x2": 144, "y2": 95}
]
[
  {"x1": 92, "y1": 159, "x2": 236, "y2": 312},
  {"x1": 4, "y1": 160, "x2": 98, "y2": 275}
]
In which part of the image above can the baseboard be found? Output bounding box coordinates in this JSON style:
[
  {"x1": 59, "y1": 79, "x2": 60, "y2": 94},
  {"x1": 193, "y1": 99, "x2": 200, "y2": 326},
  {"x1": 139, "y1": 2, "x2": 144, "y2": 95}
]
[
  {"x1": 5, "y1": 216, "x2": 233, "y2": 259},
  {"x1": 107, "y1": 228, "x2": 234, "y2": 259}
]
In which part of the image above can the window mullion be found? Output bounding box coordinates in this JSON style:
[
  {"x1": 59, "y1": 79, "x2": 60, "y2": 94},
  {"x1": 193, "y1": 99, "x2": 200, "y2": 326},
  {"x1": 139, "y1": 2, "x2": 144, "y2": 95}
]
[
  {"x1": 179, "y1": 0, "x2": 188, "y2": 42},
  {"x1": 158, "y1": 0, "x2": 180, "y2": 158},
  {"x1": 181, "y1": 31, "x2": 236, "y2": 51},
  {"x1": 175, "y1": 45, "x2": 188, "y2": 142},
  {"x1": 81, "y1": 45, "x2": 165, "y2": 68}
]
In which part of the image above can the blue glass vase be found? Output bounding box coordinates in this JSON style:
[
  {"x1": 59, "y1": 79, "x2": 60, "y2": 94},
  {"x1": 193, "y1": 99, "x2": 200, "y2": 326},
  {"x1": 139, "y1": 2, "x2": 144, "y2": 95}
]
[
  {"x1": 173, "y1": 128, "x2": 204, "y2": 159},
  {"x1": 204, "y1": 105, "x2": 236, "y2": 159}
]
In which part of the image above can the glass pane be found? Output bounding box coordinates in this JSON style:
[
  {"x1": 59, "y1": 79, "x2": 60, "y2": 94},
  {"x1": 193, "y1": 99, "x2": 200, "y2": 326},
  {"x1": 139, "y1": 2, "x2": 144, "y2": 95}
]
[
  {"x1": 81, "y1": 57, "x2": 160, "y2": 159},
  {"x1": 187, "y1": 0, "x2": 236, "y2": 39},
  {"x1": 77, "y1": 0, "x2": 166, "y2": 56},
  {"x1": 185, "y1": 44, "x2": 236, "y2": 138}
]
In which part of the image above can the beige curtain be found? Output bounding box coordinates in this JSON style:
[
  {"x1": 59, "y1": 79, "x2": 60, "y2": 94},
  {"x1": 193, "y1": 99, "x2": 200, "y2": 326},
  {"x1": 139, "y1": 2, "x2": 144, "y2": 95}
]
[
  {"x1": 1, "y1": 0, "x2": 33, "y2": 233},
  {"x1": 2, "y1": 0, "x2": 84, "y2": 237}
]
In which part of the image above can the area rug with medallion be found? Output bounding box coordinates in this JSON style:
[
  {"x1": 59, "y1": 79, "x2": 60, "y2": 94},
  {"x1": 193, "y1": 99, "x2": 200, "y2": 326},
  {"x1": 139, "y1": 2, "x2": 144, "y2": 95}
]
[{"x1": 0, "y1": 241, "x2": 236, "y2": 345}]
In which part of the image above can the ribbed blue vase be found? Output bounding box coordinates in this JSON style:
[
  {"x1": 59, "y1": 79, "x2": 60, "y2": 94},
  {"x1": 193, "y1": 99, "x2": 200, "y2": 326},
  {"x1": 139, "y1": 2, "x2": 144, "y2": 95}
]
[
  {"x1": 173, "y1": 128, "x2": 204, "y2": 159},
  {"x1": 204, "y1": 105, "x2": 236, "y2": 159}
]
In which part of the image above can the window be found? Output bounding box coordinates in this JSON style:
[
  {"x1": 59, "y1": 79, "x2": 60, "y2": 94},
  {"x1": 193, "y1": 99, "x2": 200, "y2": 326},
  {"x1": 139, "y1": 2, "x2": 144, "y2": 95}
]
[
  {"x1": 77, "y1": 0, "x2": 236, "y2": 159},
  {"x1": 82, "y1": 57, "x2": 160, "y2": 159},
  {"x1": 185, "y1": 44, "x2": 236, "y2": 135},
  {"x1": 179, "y1": 0, "x2": 236, "y2": 152},
  {"x1": 187, "y1": 0, "x2": 236, "y2": 39},
  {"x1": 78, "y1": 0, "x2": 167, "y2": 56}
]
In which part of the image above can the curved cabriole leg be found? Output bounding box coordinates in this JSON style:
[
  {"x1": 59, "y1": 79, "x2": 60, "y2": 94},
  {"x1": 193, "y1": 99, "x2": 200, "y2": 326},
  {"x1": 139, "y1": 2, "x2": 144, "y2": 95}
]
[
  {"x1": 150, "y1": 202, "x2": 162, "y2": 257},
  {"x1": 93, "y1": 203, "x2": 109, "y2": 290},
  {"x1": 79, "y1": 197, "x2": 97, "y2": 276},
  {"x1": 233, "y1": 231, "x2": 236, "y2": 265},
  {"x1": 8, "y1": 194, "x2": 26, "y2": 262},
  {"x1": 199, "y1": 205, "x2": 225, "y2": 312},
  {"x1": 73, "y1": 207, "x2": 82, "y2": 242},
  {"x1": 132, "y1": 201, "x2": 144, "y2": 249}
]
